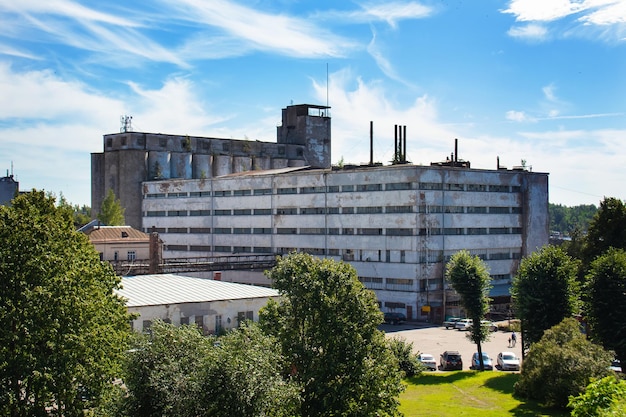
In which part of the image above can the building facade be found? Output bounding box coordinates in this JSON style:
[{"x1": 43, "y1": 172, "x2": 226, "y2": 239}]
[{"x1": 140, "y1": 163, "x2": 549, "y2": 322}]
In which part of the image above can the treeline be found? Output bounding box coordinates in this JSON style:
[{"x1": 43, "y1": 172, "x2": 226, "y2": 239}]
[{"x1": 549, "y1": 203, "x2": 597, "y2": 235}]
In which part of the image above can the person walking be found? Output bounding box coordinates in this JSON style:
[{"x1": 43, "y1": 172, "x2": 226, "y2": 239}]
[{"x1": 511, "y1": 331, "x2": 517, "y2": 347}]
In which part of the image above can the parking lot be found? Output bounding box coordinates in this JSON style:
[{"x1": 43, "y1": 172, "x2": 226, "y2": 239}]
[{"x1": 382, "y1": 322, "x2": 522, "y2": 371}]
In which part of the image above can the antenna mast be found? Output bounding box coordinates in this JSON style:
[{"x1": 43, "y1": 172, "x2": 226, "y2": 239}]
[{"x1": 120, "y1": 115, "x2": 133, "y2": 133}]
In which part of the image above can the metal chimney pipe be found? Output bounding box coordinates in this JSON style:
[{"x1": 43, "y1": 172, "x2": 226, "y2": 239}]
[
  {"x1": 370, "y1": 121, "x2": 374, "y2": 166},
  {"x1": 403, "y1": 125, "x2": 407, "y2": 163},
  {"x1": 454, "y1": 138, "x2": 458, "y2": 166},
  {"x1": 394, "y1": 125, "x2": 398, "y2": 163}
]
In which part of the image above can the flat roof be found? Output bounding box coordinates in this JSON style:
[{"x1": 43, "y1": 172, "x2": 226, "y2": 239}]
[{"x1": 117, "y1": 274, "x2": 279, "y2": 307}]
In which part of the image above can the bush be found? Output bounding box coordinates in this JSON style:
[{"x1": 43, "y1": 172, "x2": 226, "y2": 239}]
[
  {"x1": 568, "y1": 375, "x2": 626, "y2": 417},
  {"x1": 388, "y1": 337, "x2": 422, "y2": 377},
  {"x1": 514, "y1": 318, "x2": 612, "y2": 409}
]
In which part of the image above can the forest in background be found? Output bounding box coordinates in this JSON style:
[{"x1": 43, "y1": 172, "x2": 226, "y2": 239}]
[{"x1": 549, "y1": 203, "x2": 597, "y2": 235}]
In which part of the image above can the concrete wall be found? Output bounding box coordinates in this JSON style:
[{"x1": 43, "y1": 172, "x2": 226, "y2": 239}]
[{"x1": 128, "y1": 296, "x2": 276, "y2": 334}]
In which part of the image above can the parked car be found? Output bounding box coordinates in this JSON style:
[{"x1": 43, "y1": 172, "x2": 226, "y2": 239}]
[
  {"x1": 470, "y1": 320, "x2": 498, "y2": 332},
  {"x1": 417, "y1": 353, "x2": 437, "y2": 371},
  {"x1": 610, "y1": 358, "x2": 622, "y2": 373},
  {"x1": 496, "y1": 351, "x2": 521, "y2": 371},
  {"x1": 384, "y1": 312, "x2": 406, "y2": 325},
  {"x1": 455, "y1": 318, "x2": 473, "y2": 331},
  {"x1": 470, "y1": 352, "x2": 494, "y2": 370},
  {"x1": 440, "y1": 351, "x2": 463, "y2": 370},
  {"x1": 443, "y1": 317, "x2": 462, "y2": 329}
]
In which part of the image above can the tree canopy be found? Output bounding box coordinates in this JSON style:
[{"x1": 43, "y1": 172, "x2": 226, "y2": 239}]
[
  {"x1": 512, "y1": 245, "x2": 580, "y2": 349},
  {"x1": 582, "y1": 197, "x2": 626, "y2": 264},
  {"x1": 514, "y1": 318, "x2": 612, "y2": 409},
  {"x1": 0, "y1": 191, "x2": 132, "y2": 417},
  {"x1": 585, "y1": 248, "x2": 626, "y2": 372},
  {"x1": 263, "y1": 252, "x2": 404, "y2": 417},
  {"x1": 97, "y1": 188, "x2": 125, "y2": 226},
  {"x1": 445, "y1": 250, "x2": 492, "y2": 370}
]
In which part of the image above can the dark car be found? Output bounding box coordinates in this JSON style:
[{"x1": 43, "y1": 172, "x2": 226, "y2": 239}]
[
  {"x1": 384, "y1": 312, "x2": 406, "y2": 325},
  {"x1": 440, "y1": 351, "x2": 463, "y2": 370}
]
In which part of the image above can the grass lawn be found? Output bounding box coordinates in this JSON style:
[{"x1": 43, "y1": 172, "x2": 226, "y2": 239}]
[{"x1": 399, "y1": 371, "x2": 570, "y2": 417}]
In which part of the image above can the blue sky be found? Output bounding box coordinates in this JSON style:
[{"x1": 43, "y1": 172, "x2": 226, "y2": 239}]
[{"x1": 0, "y1": 0, "x2": 624, "y2": 207}]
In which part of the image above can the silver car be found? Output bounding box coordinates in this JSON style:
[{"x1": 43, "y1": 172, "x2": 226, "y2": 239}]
[
  {"x1": 497, "y1": 351, "x2": 521, "y2": 371},
  {"x1": 418, "y1": 353, "x2": 437, "y2": 371}
]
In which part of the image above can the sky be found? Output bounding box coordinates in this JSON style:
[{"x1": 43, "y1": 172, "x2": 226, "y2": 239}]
[{"x1": 0, "y1": 0, "x2": 625, "y2": 208}]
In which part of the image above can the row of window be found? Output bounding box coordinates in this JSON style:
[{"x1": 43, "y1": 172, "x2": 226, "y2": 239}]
[
  {"x1": 154, "y1": 226, "x2": 523, "y2": 236},
  {"x1": 144, "y1": 182, "x2": 521, "y2": 199},
  {"x1": 163, "y1": 245, "x2": 521, "y2": 262},
  {"x1": 145, "y1": 205, "x2": 522, "y2": 217}
]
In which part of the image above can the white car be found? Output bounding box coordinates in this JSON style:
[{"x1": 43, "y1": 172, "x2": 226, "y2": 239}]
[
  {"x1": 417, "y1": 353, "x2": 437, "y2": 371},
  {"x1": 497, "y1": 351, "x2": 521, "y2": 371},
  {"x1": 455, "y1": 318, "x2": 473, "y2": 330}
]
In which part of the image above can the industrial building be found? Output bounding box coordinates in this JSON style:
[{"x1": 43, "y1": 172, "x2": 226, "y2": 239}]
[{"x1": 92, "y1": 104, "x2": 549, "y2": 322}]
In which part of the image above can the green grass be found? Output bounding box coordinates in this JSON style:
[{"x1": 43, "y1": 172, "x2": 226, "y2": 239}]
[{"x1": 399, "y1": 371, "x2": 570, "y2": 417}]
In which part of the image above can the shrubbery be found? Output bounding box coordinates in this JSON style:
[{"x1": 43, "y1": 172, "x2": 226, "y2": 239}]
[
  {"x1": 514, "y1": 318, "x2": 612, "y2": 409},
  {"x1": 387, "y1": 337, "x2": 423, "y2": 377}
]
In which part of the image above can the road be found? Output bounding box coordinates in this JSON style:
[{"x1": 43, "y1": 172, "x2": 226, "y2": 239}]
[{"x1": 382, "y1": 322, "x2": 522, "y2": 371}]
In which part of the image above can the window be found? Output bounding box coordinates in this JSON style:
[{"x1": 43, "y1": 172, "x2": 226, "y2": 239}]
[
  {"x1": 446, "y1": 183, "x2": 464, "y2": 191},
  {"x1": 357, "y1": 228, "x2": 383, "y2": 235},
  {"x1": 326, "y1": 207, "x2": 340, "y2": 214},
  {"x1": 189, "y1": 210, "x2": 211, "y2": 216},
  {"x1": 466, "y1": 184, "x2": 486, "y2": 192},
  {"x1": 233, "y1": 246, "x2": 251, "y2": 253},
  {"x1": 300, "y1": 228, "x2": 325, "y2": 235},
  {"x1": 277, "y1": 207, "x2": 297, "y2": 215},
  {"x1": 467, "y1": 227, "x2": 487, "y2": 235},
  {"x1": 511, "y1": 227, "x2": 523, "y2": 234},
  {"x1": 386, "y1": 205, "x2": 412, "y2": 213},
  {"x1": 342, "y1": 228, "x2": 354, "y2": 235},
  {"x1": 489, "y1": 185, "x2": 509, "y2": 192},
  {"x1": 167, "y1": 210, "x2": 187, "y2": 216},
  {"x1": 419, "y1": 182, "x2": 442, "y2": 190},
  {"x1": 327, "y1": 185, "x2": 339, "y2": 193},
  {"x1": 327, "y1": 228, "x2": 340, "y2": 235},
  {"x1": 341, "y1": 185, "x2": 355, "y2": 192},
  {"x1": 233, "y1": 209, "x2": 251, "y2": 215},
  {"x1": 214, "y1": 190, "x2": 231, "y2": 197},
  {"x1": 443, "y1": 228, "x2": 464, "y2": 235},
  {"x1": 445, "y1": 206, "x2": 464, "y2": 213},
  {"x1": 300, "y1": 186, "x2": 326, "y2": 194},
  {"x1": 233, "y1": 189, "x2": 251, "y2": 196},
  {"x1": 277, "y1": 228, "x2": 297, "y2": 234},
  {"x1": 277, "y1": 187, "x2": 297, "y2": 194},
  {"x1": 214, "y1": 246, "x2": 231, "y2": 252},
  {"x1": 233, "y1": 228, "x2": 250, "y2": 234},
  {"x1": 489, "y1": 252, "x2": 510, "y2": 260},
  {"x1": 385, "y1": 182, "x2": 412, "y2": 190},
  {"x1": 489, "y1": 207, "x2": 510, "y2": 214},
  {"x1": 214, "y1": 209, "x2": 231, "y2": 215},
  {"x1": 190, "y1": 245, "x2": 211, "y2": 251},
  {"x1": 253, "y1": 228, "x2": 272, "y2": 234},
  {"x1": 146, "y1": 210, "x2": 166, "y2": 217},
  {"x1": 168, "y1": 192, "x2": 188, "y2": 198},
  {"x1": 142, "y1": 320, "x2": 152, "y2": 333},
  {"x1": 489, "y1": 227, "x2": 509, "y2": 234},
  {"x1": 467, "y1": 206, "x2": 487, "y2": 214},
  {"x1": 300, "y1": 207, "x2": 325, "y2": 215},
  {"x1": 180, "y1": 317, "x2": 189, "y2": 325},
  {"x1": 214, "y1": 228, "x2": 231, "y2": 234},
  {"x1": 357, "y1": 183, "x2": 382, "y2": 192},
  {"x1": 189, "y1": 191, "x2": 211, "y2": 197},
  {"x1": 253, "y1": 188, "x2": 272, "y2": 195},
  {"x1": 127, "y1": 251, "x2": 136, "y2": 261},
  {"x1": 342, "y1": 207, "x2": 355, "y2": 214},
  {"x1": 511, "y1": 207, "x2": 522, "y2": 214},
  {"x1": 190, "y1": 227, "x2": 211, "y2": 233},
  {"x1": 168, "y1": 227, "x2": 187, "y2": 233},
  {"x1": 357, "y1": 206, "x2": 383, "y2": 214},
  {"x1": 215, "y1": 315, "x2": 222, "y2": 332},
  {"x1": 166, "y1": 245, "x2": 187, "y2": 251},
  {"x1": 254, "y1": 208, "x2": 272, "y2": 215},
  {"x1": 427, "y1": 205, "x2": 443, "y2": 213},
  {"x1": 386, "y1": 228, "x2": 412, "y2": 236},
  {"x1": 253, "y1": 247, "x2": 272, "y2": 253},
  {"x1": 145, "y1": 193, "x2": 166, "y2": 199}
]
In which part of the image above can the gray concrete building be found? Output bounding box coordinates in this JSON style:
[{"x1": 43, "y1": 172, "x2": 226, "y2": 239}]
[{"x1": 92, "y1": 103, "x2": 549, "y2": 322}]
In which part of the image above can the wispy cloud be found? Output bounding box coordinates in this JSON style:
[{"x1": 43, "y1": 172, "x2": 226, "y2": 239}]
[
  {"x1": 168, "y1": 0, "x2": 356, "y2": 58},
  {"x1": 502, "y1": 0, "x2": 626, "y2": 42},
  {"x1": 315, "y1": 1, "x2": 433, "y2": 28},
  {"x1": 507, "y1": 23, "x2": 549, "y2": 41}
]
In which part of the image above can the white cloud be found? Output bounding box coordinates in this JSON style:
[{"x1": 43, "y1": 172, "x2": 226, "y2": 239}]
[
  {"x1": 581, "y1": 0, "x2": 626, "y2": 24},
  {"x1": 357, "y1": 1, "x2": 434, "y2": 29},
  {"x1": 506, "y1": 110, "x2": 530, "y2": 122},
  {"x1": 507, "y1": 23, "x2": 549, "y2": 40},
  {"x1": 169, "y1": 0, "x2": 356, "y2": 58},
  {"x1": 502, "y1": 0, "x2": 589, "y2": 22}
]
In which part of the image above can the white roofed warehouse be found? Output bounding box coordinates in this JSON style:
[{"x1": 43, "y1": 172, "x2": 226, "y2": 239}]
[{"x1": 116, "y1": 274, "x2": 279, "y2": 334}]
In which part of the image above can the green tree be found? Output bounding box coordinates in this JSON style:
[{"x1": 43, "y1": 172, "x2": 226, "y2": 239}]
[
  {"x1": 514, "y1": 318, "x2": 612, "y2": 409},
  {"x1": 56, "y1": 192, "x2": 92, "y2": 228},
  {"x1": 123, "y1": 320, "x2": 214, "y2": 417},
  {"x1": 568, "y1": 375, "x2": 626, "y2": 417},
  {"x1": 387, "y1": 337, "x2": 422, "y2": 377},
  {"x1": 582, "y1": 197, "x2": 626, "y2": 264},
  {"x1": 512, "y1": 245, "x2": 580, "y2": 349},
  {"x1": 264, "y1": 252, "x2": 404, "y2": 417},
  {"x1": 97, "y1": 189, "x2": 125, "y2": 226},
  {"x1": 445, "y1": 250, "x2": 492, "y2": 370},
  {"x1": 585, "y1": 248, "x2": 626, "y2": 372},
  {"x1": 199, "y1": 322, "x2": 301, "y2": 417},
  {"x1": 0, "y1": 191, "x2": 131, "y2": 417}
]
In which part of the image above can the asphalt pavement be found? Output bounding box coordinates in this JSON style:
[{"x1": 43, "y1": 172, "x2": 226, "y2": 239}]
[{"x1": 381, "y1": 322, "x2": 523, "y2": 372}]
